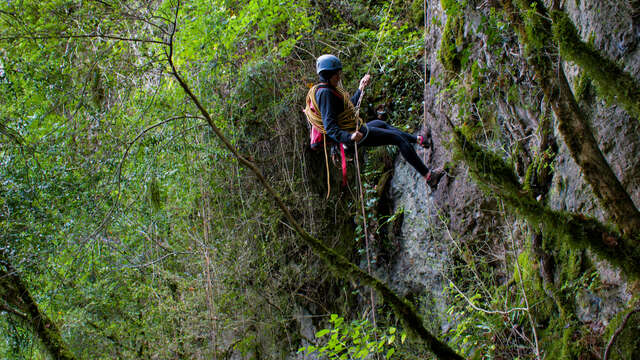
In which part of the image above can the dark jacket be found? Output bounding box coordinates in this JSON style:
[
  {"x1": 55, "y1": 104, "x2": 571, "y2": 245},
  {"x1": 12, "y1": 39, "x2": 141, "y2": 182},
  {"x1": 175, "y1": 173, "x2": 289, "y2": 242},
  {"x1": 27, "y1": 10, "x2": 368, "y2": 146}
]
[{"x1": 315, "y1": 80, "x2": 366, "y2": 145}]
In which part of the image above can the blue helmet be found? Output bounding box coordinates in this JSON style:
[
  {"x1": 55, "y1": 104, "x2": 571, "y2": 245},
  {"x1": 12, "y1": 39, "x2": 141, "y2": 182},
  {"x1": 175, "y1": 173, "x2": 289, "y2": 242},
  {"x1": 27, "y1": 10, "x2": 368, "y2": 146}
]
[{"x1": 316, "y1": 54, "x2": 342, "y2": 74}]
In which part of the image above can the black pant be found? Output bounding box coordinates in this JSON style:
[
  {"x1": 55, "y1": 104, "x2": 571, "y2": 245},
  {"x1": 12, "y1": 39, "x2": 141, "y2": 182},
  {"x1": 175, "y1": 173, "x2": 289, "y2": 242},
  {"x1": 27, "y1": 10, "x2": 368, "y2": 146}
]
[{"x1": 359, "y1": 120, "x2": 429, "y2": 176}]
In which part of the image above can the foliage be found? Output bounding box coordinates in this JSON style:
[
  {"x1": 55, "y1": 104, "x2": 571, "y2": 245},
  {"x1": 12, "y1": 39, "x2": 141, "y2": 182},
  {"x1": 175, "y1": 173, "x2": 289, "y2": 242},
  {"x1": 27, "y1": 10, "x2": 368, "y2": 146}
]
[
  {"x1": 299, "y1": 314, "x2": 406, "y2": 360},
  {"x1": 438, "y1": 1, "x2": 467, "y2": 74}
]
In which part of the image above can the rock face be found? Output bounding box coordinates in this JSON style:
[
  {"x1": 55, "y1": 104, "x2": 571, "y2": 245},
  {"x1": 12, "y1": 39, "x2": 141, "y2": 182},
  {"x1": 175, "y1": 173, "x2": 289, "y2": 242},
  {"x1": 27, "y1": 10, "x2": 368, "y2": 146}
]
[
  {"x1": 387, "y1": 156, "x2": 450, "y2": 332},
  {"x1": 386, "y1": 0, "x2": 639, "y2": 342},
  {"x1": 563, "y1": 0, "x2": 640, "y2": 68},
  {"x1": 288, "y1": 308, "x2": 319, "y2": 360},
  {"x1": 550, "y1": 0, "x2": 640, "y2": 328},
  {"x1": 384, "y1": 0, "x2": 509, "y2": 334},
  {"x1": 387, "y1": 138, "x2": 504, "y2": 331}
]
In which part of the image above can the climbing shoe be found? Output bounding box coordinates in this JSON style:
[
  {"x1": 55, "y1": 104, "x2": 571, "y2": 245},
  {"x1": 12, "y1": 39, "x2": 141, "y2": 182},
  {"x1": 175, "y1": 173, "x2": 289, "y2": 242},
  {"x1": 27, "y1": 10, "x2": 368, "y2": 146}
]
[
  {"x1": 425, "y1": 169, "x2": 444, "y2": 190},
  {"x1": 417, "y1": 134, "x2": 431, "y2": 149}
]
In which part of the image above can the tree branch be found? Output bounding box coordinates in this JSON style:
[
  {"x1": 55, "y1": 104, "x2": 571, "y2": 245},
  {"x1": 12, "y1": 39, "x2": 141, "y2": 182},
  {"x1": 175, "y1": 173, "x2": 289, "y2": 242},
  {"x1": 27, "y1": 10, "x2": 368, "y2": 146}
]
[
  {"x1": 499, "y1": 0, "x2": 640, "y2": 237},
  {"x1": 0, "y1": 302, "x2": 28, "y2": 320},
  {"x1": 603, "y1": 307, "x2": 640, "y2": 360},
  {"x1": 0, "y1": 251, "x2": 76, "y2": 360},
  {"x1": 551, "y1": 10, "x2": 640, "y2": 121},
  {"x1": 0, "y1": 121, "x2": 24, "y2": 145},
  {"x1": 451, "y1": 127, "x2": 640, "y2": 279},
  {"x1": 0, "y1": 33, "x2": 166, "y2": 45}
]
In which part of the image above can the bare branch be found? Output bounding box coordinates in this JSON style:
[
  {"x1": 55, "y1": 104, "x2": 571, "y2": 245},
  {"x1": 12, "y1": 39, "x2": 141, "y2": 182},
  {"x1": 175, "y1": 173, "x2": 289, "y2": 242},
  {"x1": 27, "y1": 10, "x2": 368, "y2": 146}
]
[
  {"x1": 0, "y1": 302, "x2": 28, "y2": 320},
  {"x1": 0, "y1": 121, "x2": 24, "y2": 145},
  {"x1": 0, "y1": 33, "x2": 167, "y2": 45}
]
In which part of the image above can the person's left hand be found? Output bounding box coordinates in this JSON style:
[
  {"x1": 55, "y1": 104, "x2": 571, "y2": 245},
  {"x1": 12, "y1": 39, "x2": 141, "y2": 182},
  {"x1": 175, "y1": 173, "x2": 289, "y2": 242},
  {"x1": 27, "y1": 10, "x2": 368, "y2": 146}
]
[
  {"x1": 359, "y1": 74, "x2": 371, "y2": 90},
  {"x1": 350, "y1": 131, "x2": 364, "y2": 143}
]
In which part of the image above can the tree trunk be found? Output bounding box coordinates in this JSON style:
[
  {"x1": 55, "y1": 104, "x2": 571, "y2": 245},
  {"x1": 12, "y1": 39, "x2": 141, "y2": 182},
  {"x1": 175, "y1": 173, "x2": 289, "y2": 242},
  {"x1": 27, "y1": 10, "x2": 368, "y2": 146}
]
[
  {"x1": 502, "y1": 0, "x2": 640, "y2": 237},
  {"x1": 0, "y1": 253, "x2": 76, "y2": 360}
]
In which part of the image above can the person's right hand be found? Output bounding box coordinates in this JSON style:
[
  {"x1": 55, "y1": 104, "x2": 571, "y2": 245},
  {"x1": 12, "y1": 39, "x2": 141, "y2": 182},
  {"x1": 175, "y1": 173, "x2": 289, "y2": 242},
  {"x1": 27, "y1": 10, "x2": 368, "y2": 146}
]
[
  {"x1": 359, "y1": 74, "x2": 371, "y2": 91},
  {"x1": 351, "y1": 131, "x2": 363, "y2": 142}
]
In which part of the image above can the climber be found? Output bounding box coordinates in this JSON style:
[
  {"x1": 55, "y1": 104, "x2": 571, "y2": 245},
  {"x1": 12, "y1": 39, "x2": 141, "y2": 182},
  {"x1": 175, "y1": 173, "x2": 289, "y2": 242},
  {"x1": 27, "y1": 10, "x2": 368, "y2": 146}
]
[{"x1": 304, "y1": 54, "x2": 444, "y2": 189}]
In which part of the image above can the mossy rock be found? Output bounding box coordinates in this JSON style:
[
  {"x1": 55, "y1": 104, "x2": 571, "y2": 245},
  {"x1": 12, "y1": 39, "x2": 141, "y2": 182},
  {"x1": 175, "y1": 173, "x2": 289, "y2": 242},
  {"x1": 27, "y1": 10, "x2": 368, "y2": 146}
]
[
  {"x1": 438, "y1": 9, "x2": 465, "y2": 73},
  {"x1": 603, "y1": 309, "x2": 640, "y2": 359},
  {"x1": 551, "y1": 10, "x2": 640, "y2": 120},
  {"x1": 573, "y1": 70, "x2": 593, "y2": 102},
  {"x1": 410, "y1": 0, "x2": 425, "y2": 26}
]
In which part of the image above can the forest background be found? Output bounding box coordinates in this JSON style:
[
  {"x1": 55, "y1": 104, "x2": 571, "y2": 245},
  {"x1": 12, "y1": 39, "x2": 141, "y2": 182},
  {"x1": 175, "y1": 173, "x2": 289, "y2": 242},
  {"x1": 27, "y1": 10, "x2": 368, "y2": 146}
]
[{"x1": 1, "y1": 0, "x2": 639, "y2": 359}]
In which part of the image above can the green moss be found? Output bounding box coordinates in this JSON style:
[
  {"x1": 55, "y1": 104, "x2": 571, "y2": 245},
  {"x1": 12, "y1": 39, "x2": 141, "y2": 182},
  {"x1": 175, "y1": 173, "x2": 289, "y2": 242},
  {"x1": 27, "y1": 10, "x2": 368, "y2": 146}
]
[
  {"x1": 557, "y1": 242, "x2": 582, "y2": 281},
  {"x1": 438, "y1": 6, "x2": 465, "y2": 73},
  {"x1": 513, "y1": 249, "x2": 534, "y2": 283},
  {"x1": 451, "y1": 127, "x2": 640, "y2": 280},
  {"x1": 148, "y1": 177, "x2": 163, "y2": 211},
  {"x1": 602, "y1": 306, "x2": 640, "y2": 359},
  {"x1": 524, "y1": 148, "x2": 555, "y2": 193},
  {"x1": 518, "y1": 1, "x2": 548, "y2": 50},
  {"x1": 532, "y1": 245, "x2": 598, "y2": 360},
  {"x1": 90, "y1": 68, "x2": 104, "y2": 106},
  {"x1": 510, "y1": 240, "x2": 586, "y2": 359},
  {"x1": 410, "y1": 0, "x2": 425, "y2": 26},
  {"x1": 552, "y1": 10, "x2": 640, "y2": 120},
  {"x1": 523, "y1": 161, "x2": 535, "y2": 191},
  {"x1": 514, "y1": 0, "x2": 554, "y2": 63},
  {"x1": 539, "y1": 317, "x2": 580, "y2": 358},
  {"x1": 573, "y1": 70, "x2": 593, "y2": 102}
]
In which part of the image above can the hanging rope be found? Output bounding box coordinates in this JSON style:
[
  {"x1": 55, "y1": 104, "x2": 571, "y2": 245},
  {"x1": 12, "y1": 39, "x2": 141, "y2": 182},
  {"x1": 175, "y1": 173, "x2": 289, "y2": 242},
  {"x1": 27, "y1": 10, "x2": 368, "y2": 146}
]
[
  {"x1": 422, "y1": 0, "x2": 429, "y2": 165},
  {"x1": 351, "y1": 0, "x2": 396, "y2": 331}
]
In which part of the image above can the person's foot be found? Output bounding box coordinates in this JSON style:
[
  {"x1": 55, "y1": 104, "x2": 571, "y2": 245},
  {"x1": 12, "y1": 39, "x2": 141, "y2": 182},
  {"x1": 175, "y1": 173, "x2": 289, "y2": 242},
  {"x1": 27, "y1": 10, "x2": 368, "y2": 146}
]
[
  {"x1": 425, "y1": 169, "x2": 444, "y2": 190},
  {"x1": 417, "y1": 134, "x2": 431, "y2": 149}
]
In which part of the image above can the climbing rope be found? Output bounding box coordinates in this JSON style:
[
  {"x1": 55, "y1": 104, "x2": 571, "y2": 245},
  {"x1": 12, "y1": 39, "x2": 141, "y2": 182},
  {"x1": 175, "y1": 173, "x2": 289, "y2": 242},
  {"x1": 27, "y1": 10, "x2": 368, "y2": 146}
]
[
  {"x1": 351, "y1": 0, "x2": 396, "y2": 332},
  {"x1": 422, "y1": 0, "x2": 429, "y2": 166}
]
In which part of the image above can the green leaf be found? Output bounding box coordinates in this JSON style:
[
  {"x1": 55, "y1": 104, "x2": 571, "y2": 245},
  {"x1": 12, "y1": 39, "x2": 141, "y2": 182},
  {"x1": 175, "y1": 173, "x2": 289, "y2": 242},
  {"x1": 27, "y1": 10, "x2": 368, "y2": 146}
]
[
  {"x1": 388, "y1": 335, "x2": 395, "y2": 344},
  {"x1": 316, "y1": 329, "x2": 330, "y2": 338},
  {"x1": 386, "y1": 348, "x2": 395, "y2": 359},
  {"x1": 355, "y1": 348, "x2": 369, "y2": 359}
]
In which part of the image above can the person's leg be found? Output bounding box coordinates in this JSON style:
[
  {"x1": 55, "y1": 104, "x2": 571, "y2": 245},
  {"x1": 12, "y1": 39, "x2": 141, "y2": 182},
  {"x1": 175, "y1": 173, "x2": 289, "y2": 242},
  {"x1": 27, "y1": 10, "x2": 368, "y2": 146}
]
[
  {"x1": 366, "y1": 120, "x2": 417, "y2": 144},
  {"x1": 360, "y1": 125, "x2": 429, "y2": 176}
]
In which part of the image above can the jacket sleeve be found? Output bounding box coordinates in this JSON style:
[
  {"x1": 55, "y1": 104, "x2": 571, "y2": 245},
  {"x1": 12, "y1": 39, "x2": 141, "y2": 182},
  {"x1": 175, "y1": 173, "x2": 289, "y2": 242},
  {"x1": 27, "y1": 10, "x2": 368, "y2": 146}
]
[
  {"x1": 350, "y1": 89, "x2": 362, "y2": 107},
  {"x1": 317, "y1": 88, "x2": 353, "y2": 144}
]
